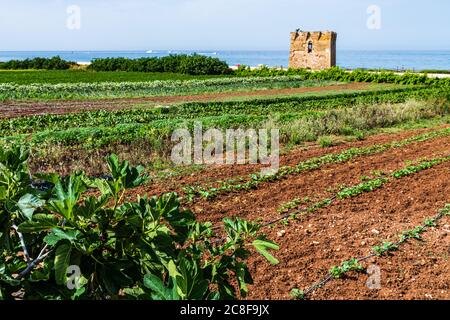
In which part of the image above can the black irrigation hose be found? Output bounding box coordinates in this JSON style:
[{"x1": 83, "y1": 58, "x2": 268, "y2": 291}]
[
  {"x1": 301, "y1": 207, "x2": 448, "y2": 298},
  {"x1": 30, "y1": 174, "x2": 113, "y2": 191},
  {"x1": 208, "y1": 157, "x2": 449, "y2": 293},
  {"x1": 211, "y1": 153, "x2": 450, "y2": 234},
  {"x1": 263, "y1": 195, "x2": 339, "y2": 228},
  {"x1": 210, "y1": 195, "x2": 339, "y2": 243}
]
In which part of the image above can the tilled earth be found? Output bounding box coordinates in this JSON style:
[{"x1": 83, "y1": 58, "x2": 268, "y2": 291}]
[{"x1": 134, "y1": 125, "x2": 450, "y2": 300}]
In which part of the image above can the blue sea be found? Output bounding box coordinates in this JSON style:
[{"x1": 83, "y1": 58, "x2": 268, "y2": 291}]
[{"x1": 0, "y1": 50, "x2": 449, "y2": 71}]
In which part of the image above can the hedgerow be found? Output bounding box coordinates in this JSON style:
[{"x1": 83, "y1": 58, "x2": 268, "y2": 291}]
[
  {"x1": 0, "y1": 56, "x2": 73, "y2": 70},
  {"x1": 88, "y1": 55, "x2": 231, "y2": 75}
]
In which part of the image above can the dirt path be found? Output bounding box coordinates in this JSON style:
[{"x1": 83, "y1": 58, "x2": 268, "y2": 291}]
[{"x1": 0, "y1": 82, "x2": 370, "y2": 118}]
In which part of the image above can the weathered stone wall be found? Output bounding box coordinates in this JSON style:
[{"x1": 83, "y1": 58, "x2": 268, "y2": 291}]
[{"x1": 289, "y1": 31, "x2": 337, "y2": 70}]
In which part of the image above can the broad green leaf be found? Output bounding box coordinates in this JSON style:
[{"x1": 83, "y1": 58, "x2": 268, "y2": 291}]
[
  {"x1": 54, "y1": 243, "x2": 72, "y2": 285},
  {"x1": 167, "y1": 260, "x2": 182, "y2": 279},
  {"x1": 48, "y1": 173, "x2": 87, "y2": 221},
  {"x1": 99, "y1": 264, "x2": 133, "y2": 295},
  {"x1": 252, "y1": 239, "x2": 280, "y2": 265},
  {"x1": 18, "y1": 214, "x2": 58, "y2": 233},
  {"x1": 0, "y1": 186, "x2": 7, "y2": 200},
  {"x1": 18, "y1": 193, "x2": 44, "y2": 220},
  {"x1": 143, "y1": 274, "x2": 172, "y2": 300},
  {"x1": 44, "y1": 228, "x2": 80, "y2": 246}
]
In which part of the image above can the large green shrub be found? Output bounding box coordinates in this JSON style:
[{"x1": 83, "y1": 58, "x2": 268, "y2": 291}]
[
  {"x1": 0, "y1": 56, "x2": 73, "y2": 70},
  {"x1": 0, "y1": 146, "x2": 278, "y2": 300},
  {"x1": 88, "y1": 54, "x2": 231, "y2": 75}
]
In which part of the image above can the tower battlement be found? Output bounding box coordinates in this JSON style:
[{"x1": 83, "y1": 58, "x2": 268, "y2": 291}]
[{"x1": 289, "y1": 31, "x2": 337, "y2": 70}]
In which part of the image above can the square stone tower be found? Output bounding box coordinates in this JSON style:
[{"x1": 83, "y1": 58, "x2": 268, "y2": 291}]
[{"x1": 289, "y1": 31, "x2": 337, "y2": 70}]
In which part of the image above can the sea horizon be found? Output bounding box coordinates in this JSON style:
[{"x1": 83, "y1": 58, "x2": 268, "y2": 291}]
[{"x1": 1, "y1": 49, "x2": 450, "y2": 71}]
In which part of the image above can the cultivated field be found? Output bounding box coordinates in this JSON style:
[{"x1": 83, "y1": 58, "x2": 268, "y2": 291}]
[{"x1": 0, "y1": 66, "x2": 449, "y2": 300}]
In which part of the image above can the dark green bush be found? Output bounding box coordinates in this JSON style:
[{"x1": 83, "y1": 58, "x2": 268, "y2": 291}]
[
  {"x1": 0, "y1": 56, "x2": 73, "y2": 70},
  {"x1": 88, "y1": 54, "x2": 231, "y2": 75}
]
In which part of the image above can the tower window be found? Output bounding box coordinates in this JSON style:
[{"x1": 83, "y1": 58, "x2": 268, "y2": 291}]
[{"x1": 307, "y1": 41, "x2": 313, "y2": 53}]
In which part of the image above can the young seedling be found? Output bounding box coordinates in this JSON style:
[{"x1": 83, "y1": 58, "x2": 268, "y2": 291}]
[
  {"x1": 290, "y1": 288, "x2": 305, "y2": 300},
  {"x1": 423, "y1": 218, "x2": 436, "y2": 227},
  {"x1": 372, "y1": 241, "x2": 399, "y2": 257},
  {"x1": 329, "y1": 258, "x2": 365, "y2": 279}
]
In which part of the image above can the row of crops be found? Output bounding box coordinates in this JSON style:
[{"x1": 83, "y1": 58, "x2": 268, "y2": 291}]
[
  {"x1": 285, "y1": 156, "x2": 450, "y2": 299},
  {"x1": 236, "y1": 66, "x2": 450, "y2": 86},
  {"x1": 1, "y1": 86, "x2": 448, "y2": 149},
  {"x1": 2, "y1": 66, "x2": 450, "y2": 101},
  {"x1": 182, "y1": 127, "x2": 450, "y2": 201},
  {"x1": 0, "y1": 85, "x2": 432, "y2": 134},
  {"x1": 0, "y1": 76, "x2": 337, "y2": 101}
]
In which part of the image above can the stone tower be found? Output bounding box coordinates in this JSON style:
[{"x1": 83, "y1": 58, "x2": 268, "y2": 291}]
[{"x1": 289, "y1": 31, "x2": 337, "y2": 70}]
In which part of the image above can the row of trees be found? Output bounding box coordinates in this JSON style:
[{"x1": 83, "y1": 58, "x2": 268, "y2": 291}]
[
  {"x1": 88, "y1": 55, "x2": 232, "y2": 75},
  {"x1": 0, "y1": 56, "x2": 73, "y2": 70},
  {"x1": 0, "y1": 55, "x2": 232, "y2": 75}
]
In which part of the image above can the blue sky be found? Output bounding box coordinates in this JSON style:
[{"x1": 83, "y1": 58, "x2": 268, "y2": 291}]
[{"x1": 0, "y1": 0, "x2": 449, "y2": 51}]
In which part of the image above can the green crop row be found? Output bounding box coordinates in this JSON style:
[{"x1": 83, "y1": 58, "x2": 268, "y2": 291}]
[
  {"x1": 1, "y1": 86, "x2": 445, "y2": 137},
  {"x1": 2, "y1": 65, "x2": 450, "y2": 101},
  {"x1": 392, "y1": 157, "x2": 450, "y2": 178},
  {"x1": 0, "y1": 70, "x2": 226, "y2": 85},
  {"x1": 294, "y1": 203, "x2": 450, "y2": 299},
  {"x1": 235, "y1": 66, "x2": 450, "y2": 87},
  {"x1": 183, "y1": 127, "x2": 450, "y2": 201},
  {"x1": 276, "y1": 156, "x2": 449, "y2": 228},
  {"x1": 0, "y1": 76, "x2": 331, "y2": 101}
]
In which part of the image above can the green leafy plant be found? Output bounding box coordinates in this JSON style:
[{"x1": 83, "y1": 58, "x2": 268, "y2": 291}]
[
  {"x1": 289, "y1": 288, "x2": 305, "y2": 300},
  {"x1": 329, "y1": 258, "x2": 364, "y2": 279},
  {"x1": 337, "y1": 178, "x2": 388, "y2": 199},
  {"x1": 372, "y1": 242, "x2": 399, "y2": 257},
  {"x1": 0, "y1": 146, "x2": 278, "y2": 300},
  {"x1": 392, "y1": 157, "x2": 450, "y2": 178}
]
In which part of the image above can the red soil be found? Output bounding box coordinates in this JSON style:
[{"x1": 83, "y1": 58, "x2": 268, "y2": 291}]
[{"x1": 133, "y1": 126, "x2": 450, "y2": 300}]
